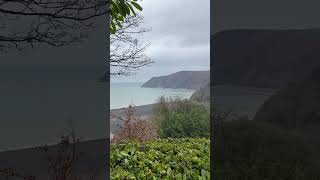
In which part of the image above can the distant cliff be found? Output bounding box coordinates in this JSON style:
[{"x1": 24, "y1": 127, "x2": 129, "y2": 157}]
[
  {"x1": 190, "y1": 83, "x2": 210, "y2": 104},
  {"x1": 212, "y1": 29, "x2": 320, "y2": 89},
  {"x1": 142, "y1": 71, "x2": 209, "y2": 90}
]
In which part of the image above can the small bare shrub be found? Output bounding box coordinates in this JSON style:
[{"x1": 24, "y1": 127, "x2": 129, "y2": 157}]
[
  {"x1": 0, "y1": 120, "x2": 97, "y2": 180},
  {"x1": 41, "y1": 120, "x2": 97, "y2": 180},
  {"x1": 111, "y1": 105, "x2": 157, "y2": 144}
]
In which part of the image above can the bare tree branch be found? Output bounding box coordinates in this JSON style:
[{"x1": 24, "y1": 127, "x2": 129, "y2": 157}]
[
  {"x1": 110, "y1": 14, "x2": 153, "y2": 76},
  {"x1": 41, "y1": 120, "x2": 97, "y2": 180},
  {"x1": 0, "y1": 0, "x2": 108, "y2": 52}
]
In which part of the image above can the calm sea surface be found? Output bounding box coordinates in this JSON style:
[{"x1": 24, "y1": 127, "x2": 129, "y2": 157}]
[
  {"x1": 213, "y1": 85, "x2": 276, "y2": 118},
  {"x1": 110, "y1": 82, "x2": 196, "y2": 109},
  {"x1": 0, "y1": 66, "x2": 275, "y2": 152}
]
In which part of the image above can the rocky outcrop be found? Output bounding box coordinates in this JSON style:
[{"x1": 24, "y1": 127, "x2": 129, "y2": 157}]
[{"x1": 142, "y1": 71, "x2": 209, "y2": 90}]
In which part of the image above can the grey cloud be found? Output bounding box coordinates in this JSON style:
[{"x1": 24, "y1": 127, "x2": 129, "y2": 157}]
[
  {"x1": 113, "y1": 0, "x2": 210, "y2": 82},
  {"x1": 212, "y1": 0, "x2": 320, "y2": 34}
]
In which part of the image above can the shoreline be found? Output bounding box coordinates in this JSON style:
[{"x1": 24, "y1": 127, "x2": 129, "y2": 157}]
[
  {"x1": 0, "y1": 138, "x2": 109, "y2": 178},
  {"x1": 110, "y1": 103, "x2": 155, "y2": 135},
  {"x1": 0, "y1": 104, "x2": 156, "y2": 178},
  {"x1": 0, "y1": 104, "x2": 156, "y2": 152}
]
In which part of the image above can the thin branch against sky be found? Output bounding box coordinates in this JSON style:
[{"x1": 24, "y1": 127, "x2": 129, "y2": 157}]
[{"x1": 111, "y1": 0, "x2": 210, "y2": 83}]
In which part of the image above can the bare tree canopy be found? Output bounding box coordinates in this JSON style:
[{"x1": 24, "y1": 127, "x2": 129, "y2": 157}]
[
  {"x1": 110, "y1": 14, "x2": 153, "y2": 76},
  {"x1": 0, "y1": 0, "x2": 109, "y2": 52},
  {"x1": 0, "y1": 0, "x2": 147, "y2": 77}
]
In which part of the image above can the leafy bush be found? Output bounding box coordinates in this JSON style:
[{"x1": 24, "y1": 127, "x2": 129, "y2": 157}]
[
  {"x1": 153, "y1": 97, "x2": 210, "y2": 138},
  {"x1": 111, "y1": 138, "x2": 210, "y2": 179},
  {"x1": 214, "y1": 119, "x2": 315, "y2": 179}
]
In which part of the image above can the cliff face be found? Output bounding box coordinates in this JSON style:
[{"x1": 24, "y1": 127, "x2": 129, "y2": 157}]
[
  {"x1": 142, "y1": 71, "x2": 210, "y2": 90},
  {"x1": 212, "y1": 29, "x2": 320, "y2": 89},
  {"x1": 253, "y1": 67, "x2": 320, "y2": 129},
  {"x1": 190, "y1": 83, "x2": 210, "y2": 104}
]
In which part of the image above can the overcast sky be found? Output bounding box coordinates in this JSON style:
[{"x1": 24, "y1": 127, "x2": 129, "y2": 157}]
[
  {"x1": 0, "y1": 17, "x2": 107, "y2": 69},
  {"x1": 3, "y1": 0, "x2": 320, "y2": 82},
  {"x1": 212, "y1": 0, "x2": 320, "y2": 33},
  {"x1": 112, "y1": 0, "x2": 210, "y2": 83}
]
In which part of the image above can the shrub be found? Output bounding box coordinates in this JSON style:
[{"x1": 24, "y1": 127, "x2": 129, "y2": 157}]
[
  {"x1": 214, "y1": 119, "x2": 315, "y2": 179},
  {"x1": 111, "y1": 138, "x2": 210, "y2": 179},
  {"x1": 153, "y1": 96, "x2": 210, "y2": 138},
  {"x1": 112, "y1": 105, "x2": 157, "y2": 144}
]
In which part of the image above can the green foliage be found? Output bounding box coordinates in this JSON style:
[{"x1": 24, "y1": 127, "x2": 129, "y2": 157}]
[
  {"x1": 111, "y1": 138, "x2": 210, "y2": 179},
  {"x1": 214, "y1": 119, "x2": 315, "y2": 179},
  {"x1": 110, "y1": 0, "x2": 143, "y2": 33},
  {"x1": 153, "y1": 97, "x2": 210, "y2": 138}
]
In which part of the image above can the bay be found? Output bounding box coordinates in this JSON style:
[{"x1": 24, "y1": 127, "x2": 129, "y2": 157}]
[{"x1": 110, "y1": 82, "x2": 195, "y2": 109}]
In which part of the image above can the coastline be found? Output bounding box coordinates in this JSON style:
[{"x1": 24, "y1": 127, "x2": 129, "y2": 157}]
[
  {"x1": 110, "y1": 103, "x2": 155, "y2": 135},
  {"x1": 0, "y1": 138, "x2": 109, "y2": 178},
  {"x1": 0, "y1": 104, "x2": 156, "y2": 178}
]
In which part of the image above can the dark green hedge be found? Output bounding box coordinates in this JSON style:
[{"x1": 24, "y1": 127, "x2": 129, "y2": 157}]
[{"x1": 111, "y1": 138, "x2": 210, "y2": 179}]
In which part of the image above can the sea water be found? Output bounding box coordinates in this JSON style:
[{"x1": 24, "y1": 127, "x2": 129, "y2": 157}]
[
  {"x1": 213, "y1": 85, "x2": 276, "y2": 118},
  {"x1": 110, "y1": 82, "x2": 196, "y2": 109},
  {"x1": 0, "y1": 66, "x2": 274, "y2": 151}
]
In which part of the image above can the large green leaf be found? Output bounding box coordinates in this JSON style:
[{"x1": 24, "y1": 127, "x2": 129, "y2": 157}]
[
  {"x1": 131, "y1": 1, "x2": 143, "y2": 11},
  {"x1": 111, "y1": 138, "x2": 210, "y2": 179},
  {"x1": 110, "y1": 0, "x2": 143, "y2": 33},
  {"x1": 127, "y1": 3, "x2": 136, "y2": 16}
]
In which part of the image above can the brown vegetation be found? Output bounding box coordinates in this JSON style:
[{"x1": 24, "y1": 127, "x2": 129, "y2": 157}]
[
  {"x1": 111, "y1": 105, "x2": 157, "y2": 143},
  {"x1": 0, "y1": 121, "x2": 97, "y2": 180},
  {"x1": 42, "y1": 121, "x2": 97, "y2": 180}
]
